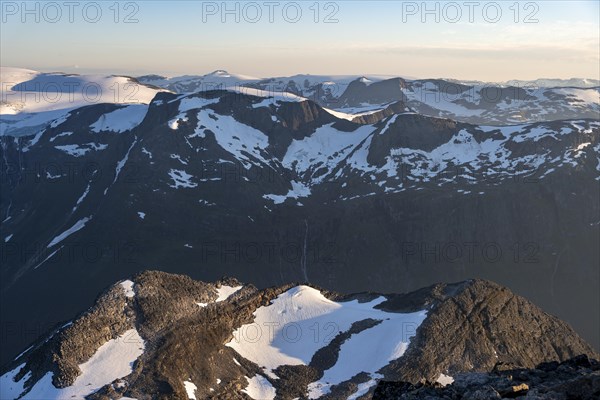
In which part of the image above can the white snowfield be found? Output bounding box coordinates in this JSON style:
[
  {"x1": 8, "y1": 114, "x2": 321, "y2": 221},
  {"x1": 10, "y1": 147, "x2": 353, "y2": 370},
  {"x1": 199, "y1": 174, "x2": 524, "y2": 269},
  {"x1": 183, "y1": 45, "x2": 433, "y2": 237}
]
[
  {"x1": 436, "y1": 373, "x2": 454, "y2": 386},
  {"x1": 347, "y1": 376, "x2": 382, "y2": 400},
  {"x1": 0, "y1": 363, "x2": 30, "y2": 400},
  {"x1": 0, "y1": 329, "x2": 145, "y2": 400},
  {"x1": 177, "y1": 95, "x2": 220, "y2": 114},
  {"x1": 168, "y1": 169, "x2": 198, "y2": 189},
  {"x1": 90, "y1": 104, "x2": 149, "y2": 133},
  {"x1": 54, "y1": 142, "x2": 108, "y2": 157},
  {"x1": 183, "y1": 380, "x2": 198, "y2": 399},
  {"x1": 120, "y1": 280, "x2": 136, "y2": 298},
  {"x1": 197, "y1": 285, "x2": 242, "y2": 308},
  {"x1": 242, "y1": 375, "x2": 277, "y2": 400},
  {"x1": 263, "y1": 180, "x2": 311, "y2": 205},
  {"x1": 216, "y1": 285, "x2": 243, "y2": 302},
  {"x1": 324, "y1": 106, "x2": 386, "y2": 121},
  {"x1": 226, "y1": 285, "x2": 427, "y2": 399},
  {"x1": 196, "y1": 109, "x2": 271, "y2": 170},
  {"x1": 0, "y1": 67, "x2": 162, "y2": 136},
  {"x1": 47, "y1": 217, "x2": 92, "y2": 248},
  {"x1": 168, "y1": 114, "x2": 189, "y2": 130},
  {"x1": 282, "y1": 123, "x2": 377, "y2": 183}
]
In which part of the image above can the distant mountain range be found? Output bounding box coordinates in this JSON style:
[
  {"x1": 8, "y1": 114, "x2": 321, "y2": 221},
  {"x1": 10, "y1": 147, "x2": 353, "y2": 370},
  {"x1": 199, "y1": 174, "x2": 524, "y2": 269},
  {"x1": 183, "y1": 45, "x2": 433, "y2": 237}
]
[
  {"x1": 140, "y1": 71, "x2": 599, "y2": 125},
  {"x1": 1, "y1": 272, "x2": 597, "y2": 399},
  {"x1": 2, "y1": 68, "x2": 598, "y2": 137},
  {"x1": 0, "y1": 67, "x2": 599, "y2": 392}
]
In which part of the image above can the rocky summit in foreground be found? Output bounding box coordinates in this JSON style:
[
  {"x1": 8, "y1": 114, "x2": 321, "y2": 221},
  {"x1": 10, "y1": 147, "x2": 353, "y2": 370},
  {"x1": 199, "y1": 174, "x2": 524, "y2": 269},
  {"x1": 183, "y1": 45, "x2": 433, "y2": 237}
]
[
  {"x1": 0, "y1": 271, "x2": 597, "y2": 400},
  {"x1": 373, "y1": 355, "x2": 600, "y2": 399}
]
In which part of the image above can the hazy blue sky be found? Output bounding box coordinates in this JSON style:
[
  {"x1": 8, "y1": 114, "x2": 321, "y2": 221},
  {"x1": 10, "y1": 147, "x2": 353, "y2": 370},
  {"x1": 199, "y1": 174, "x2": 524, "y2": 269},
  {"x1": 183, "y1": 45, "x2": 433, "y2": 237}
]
[{"x1": 1, "y1": 1, "x2": 598, "y2": 80}]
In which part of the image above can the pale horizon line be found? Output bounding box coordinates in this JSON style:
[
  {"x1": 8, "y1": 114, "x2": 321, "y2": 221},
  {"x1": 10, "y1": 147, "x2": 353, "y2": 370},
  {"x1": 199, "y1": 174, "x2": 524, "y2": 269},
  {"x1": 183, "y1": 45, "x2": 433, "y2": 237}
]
[{"x1": 2, "y1": 65, "x2": 598, "y2": 85}]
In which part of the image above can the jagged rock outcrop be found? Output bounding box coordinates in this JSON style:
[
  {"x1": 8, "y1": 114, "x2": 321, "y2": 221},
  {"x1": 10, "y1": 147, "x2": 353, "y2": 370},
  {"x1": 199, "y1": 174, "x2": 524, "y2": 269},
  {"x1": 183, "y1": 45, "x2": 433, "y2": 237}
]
[{"x1": 373, "y1": 355, "x2": 600, "y2": 399}]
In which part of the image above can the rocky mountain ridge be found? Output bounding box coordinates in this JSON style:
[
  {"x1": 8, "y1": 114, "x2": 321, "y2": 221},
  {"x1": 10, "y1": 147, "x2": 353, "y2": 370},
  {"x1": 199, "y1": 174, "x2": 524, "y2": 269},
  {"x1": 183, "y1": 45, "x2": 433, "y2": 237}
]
[{"x1": 0, "y1": 271, "x2": 597, "y2": 400}]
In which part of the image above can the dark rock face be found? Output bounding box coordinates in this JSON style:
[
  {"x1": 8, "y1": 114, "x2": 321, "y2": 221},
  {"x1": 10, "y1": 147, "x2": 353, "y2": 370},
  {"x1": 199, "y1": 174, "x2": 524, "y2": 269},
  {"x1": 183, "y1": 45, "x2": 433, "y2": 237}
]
[
  {"x1": 373, "y1": 355, "x2": 600, "y2": 399},
  {"x1": 335, "y1": 78, "x2": 408, "y2": 108},
  {"x1": 0, "y1": 272, "x2": 597, "y2": 399},
  {"x1": 366, "y1": 114, "x2": 461, "y2": 167}
]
